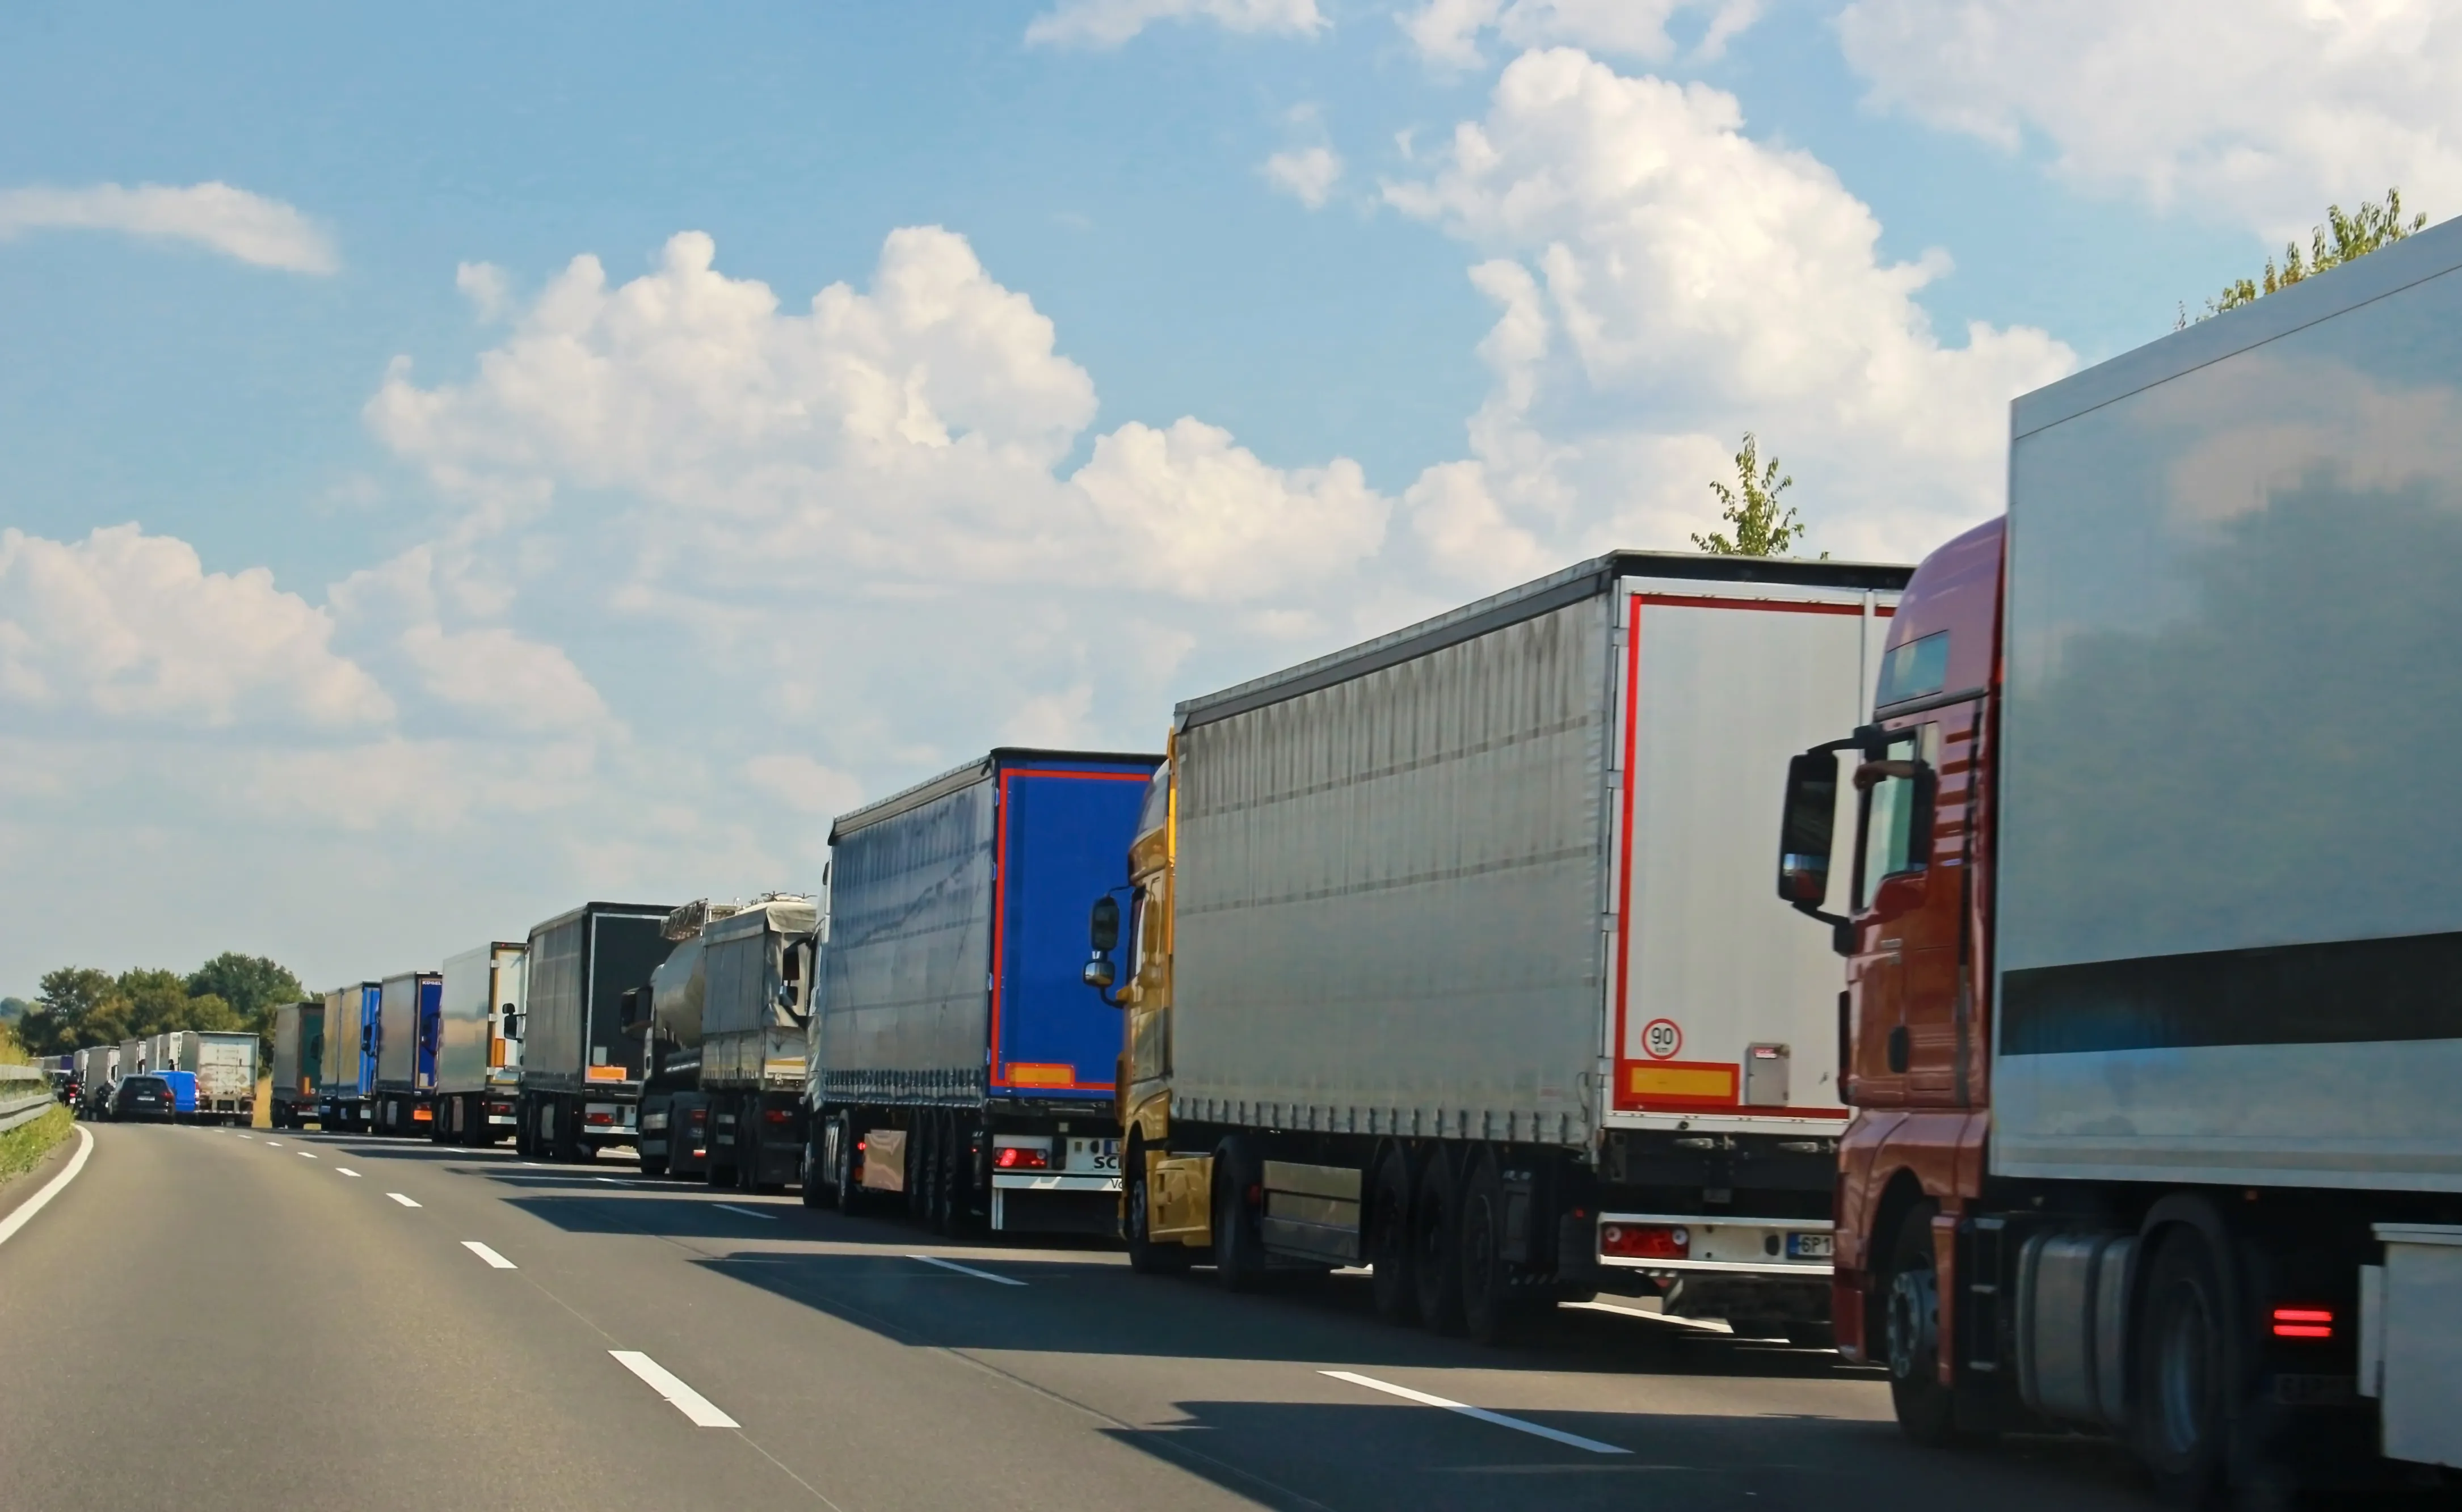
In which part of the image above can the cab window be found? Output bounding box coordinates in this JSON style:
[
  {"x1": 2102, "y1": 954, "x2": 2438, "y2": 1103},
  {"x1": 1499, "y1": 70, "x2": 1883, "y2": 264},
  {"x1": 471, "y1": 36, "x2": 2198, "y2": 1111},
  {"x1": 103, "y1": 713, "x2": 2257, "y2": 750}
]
[
  {"x1": 1857, "y1": 725, "x2": 1937, "y2": 906},
  {"x1": 1135, "y1": 764, "x2": 1171, "y2": 839}
]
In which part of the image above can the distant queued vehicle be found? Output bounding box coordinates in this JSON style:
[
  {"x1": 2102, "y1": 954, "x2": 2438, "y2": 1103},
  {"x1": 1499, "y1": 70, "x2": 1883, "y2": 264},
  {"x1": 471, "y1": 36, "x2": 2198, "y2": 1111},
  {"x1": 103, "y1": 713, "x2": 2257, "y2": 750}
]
[
  {"x1": 111, "y1": 1075, "x2": 175, "y2": 1123},
  {"x1": 154, "y1": 1069, "x2": 200, "y2": 1122}
]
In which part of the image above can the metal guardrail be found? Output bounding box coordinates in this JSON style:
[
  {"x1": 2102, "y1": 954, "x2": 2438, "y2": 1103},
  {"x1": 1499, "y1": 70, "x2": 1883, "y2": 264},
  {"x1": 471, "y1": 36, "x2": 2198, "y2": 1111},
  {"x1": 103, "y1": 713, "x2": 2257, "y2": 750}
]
[{"x1": 0, "y1": 1064, "x2": 58, "y2": 1135}]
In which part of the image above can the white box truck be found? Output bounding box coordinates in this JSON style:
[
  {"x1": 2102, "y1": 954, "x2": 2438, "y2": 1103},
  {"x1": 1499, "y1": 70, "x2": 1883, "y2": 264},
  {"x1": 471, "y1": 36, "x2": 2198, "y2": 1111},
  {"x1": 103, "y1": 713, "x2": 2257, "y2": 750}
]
[{"x1": 432, "y1": 943, "x2": 525, "y2": 1146}]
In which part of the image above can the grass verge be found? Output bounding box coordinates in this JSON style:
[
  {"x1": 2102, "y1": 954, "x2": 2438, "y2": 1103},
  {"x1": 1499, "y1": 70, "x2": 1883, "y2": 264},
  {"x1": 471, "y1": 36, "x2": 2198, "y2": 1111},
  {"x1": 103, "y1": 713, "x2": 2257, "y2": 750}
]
[{"x1": 0, "y1": 1103, "x2": 74, "y2": 1189}]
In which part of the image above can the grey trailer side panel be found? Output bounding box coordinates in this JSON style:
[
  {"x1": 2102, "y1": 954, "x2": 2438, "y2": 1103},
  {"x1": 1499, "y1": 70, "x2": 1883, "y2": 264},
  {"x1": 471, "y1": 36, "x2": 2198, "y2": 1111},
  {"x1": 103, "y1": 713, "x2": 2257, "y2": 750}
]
[
  {"x1": 1994, "y1": 220, "x2": 2462, "y2": 1190},
  {"x1": 703, "y1": 898, "x2": 818, "y2": 1086},
  {"x1": 528, "y1": 915, "x2": 587, "y2": 1088},
  {"x1": 817, "y1": 778, "x2": 994, "y2": 1102},
  {"x1": 1172, "y1": 595, "x2": 1611, "y2": 1147},
  {"x1": 439, "y1": 945, "x2": 523, "y2": 1097}
]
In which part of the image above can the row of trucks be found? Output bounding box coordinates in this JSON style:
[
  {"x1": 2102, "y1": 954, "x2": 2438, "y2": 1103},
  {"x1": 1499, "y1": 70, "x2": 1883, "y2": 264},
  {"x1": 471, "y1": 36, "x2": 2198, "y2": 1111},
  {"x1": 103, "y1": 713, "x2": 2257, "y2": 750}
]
[
  {"x1": 246, "y1": 219, "x2": 2462, "y2": 1496},
  {"x1": 69, "y1": 1032, "x2": 259, "y2": 1124}
]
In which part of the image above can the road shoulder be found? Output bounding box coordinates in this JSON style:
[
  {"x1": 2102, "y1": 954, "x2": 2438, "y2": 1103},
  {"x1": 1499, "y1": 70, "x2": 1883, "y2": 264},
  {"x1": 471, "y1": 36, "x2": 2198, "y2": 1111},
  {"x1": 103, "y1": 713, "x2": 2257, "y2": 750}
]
[{"x1": 0, "y1": 1119, "x2": 81, "y2": 1225}]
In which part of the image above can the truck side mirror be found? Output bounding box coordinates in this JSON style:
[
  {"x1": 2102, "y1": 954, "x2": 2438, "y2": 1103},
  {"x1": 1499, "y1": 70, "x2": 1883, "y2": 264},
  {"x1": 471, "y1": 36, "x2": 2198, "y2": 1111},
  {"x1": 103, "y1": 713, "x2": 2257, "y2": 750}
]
[
  {"x1": 1778, "y1": 751, "x2": 1838, "y2": 906},
  {"x1": 1089, "y1": 895, "x2": 1121, "y2": 953},
  {"x1": 1081, "y1": 957, "x2": 1117, "y2": 989},
  {"x1": 502, "y1": 1009, "x2": 522, "y2": 1041}
]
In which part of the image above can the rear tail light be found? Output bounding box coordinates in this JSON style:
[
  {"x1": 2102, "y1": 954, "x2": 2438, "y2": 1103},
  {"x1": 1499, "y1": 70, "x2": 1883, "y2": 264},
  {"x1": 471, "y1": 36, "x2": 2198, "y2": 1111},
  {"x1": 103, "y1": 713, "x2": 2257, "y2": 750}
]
[
  {"x1": 994, "y1": 1146, "x2": 1050, "y2": 1170},
  {"x1": 1600, "y1": 1223, "x2": 1691, "y2": 1260},
  {"x1": 763, "y1": 1109, "x2": 793, "y2": 1125},
  {"x1": 586, "y1": 1111, "x2": 615, "y2": 1126},
  {"x1": 2271, "y1": 1306, "x2": 2334, "y2": 1340}
]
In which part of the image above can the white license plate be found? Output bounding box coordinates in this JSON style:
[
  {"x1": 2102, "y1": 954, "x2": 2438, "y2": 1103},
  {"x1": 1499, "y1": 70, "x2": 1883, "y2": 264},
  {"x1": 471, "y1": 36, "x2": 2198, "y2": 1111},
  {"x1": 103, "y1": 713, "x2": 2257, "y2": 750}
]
[
  {"x1": 1786, "y1": 1232, "x2": 1834, "y2": 1260},
  {"x1": 1066, "y1": 1137, "x2": 1120, "y2": 1172}
]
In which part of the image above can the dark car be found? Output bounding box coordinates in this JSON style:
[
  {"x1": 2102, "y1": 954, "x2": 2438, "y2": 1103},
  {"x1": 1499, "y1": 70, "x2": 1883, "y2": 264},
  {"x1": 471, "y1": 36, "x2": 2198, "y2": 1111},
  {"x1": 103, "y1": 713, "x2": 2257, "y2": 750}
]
[{"x1": 111, "y1": 1075, "x2": 175, "y2": 1122}]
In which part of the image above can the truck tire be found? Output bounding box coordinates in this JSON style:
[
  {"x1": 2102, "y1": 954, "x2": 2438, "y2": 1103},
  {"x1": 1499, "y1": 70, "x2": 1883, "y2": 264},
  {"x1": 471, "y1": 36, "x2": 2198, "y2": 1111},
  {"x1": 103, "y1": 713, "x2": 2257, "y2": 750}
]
[
  {"x1": 1457, "y1": 1146, "x2": 1516, "y2": 1346},
  {"x1": 1882, "y1": 1200, "x2": 1959, "y2": 1446},
  {"x1": 925, "y1": 1113, "x2": 956, "y2": 1233},
  {"x1": 1125, "y1": 1134, "x2": 1191, "y2": 1275},
  {"x1": 834, "y1": 1117, "x2": 867, "y2": 1216},
  {"x1": 2133, "y1": 1226, "x2": 2233, "y2": 1506},
  {"x1": 802, "y1": 1134, "x2": 828, "y2": 1207},
  {"x1": 1367, "y1": 1145, "x2": 1417, "y2": 1324},
  {"x1": 744, "y1": 1107, "x2": 778, "y2": 1195},
  {"x1": 1411, "y1": 1147, "x2": 1466, "y2": 1334},
  {"x1": 940, "y1": 1115, "x2": 978, "y2": 1237},
  {"x1": 1211, "y1": 1139, "x2": 1266, "y2": 1293},
  {"x1": 709, "y1": 1098, "x2": 741, "y2": 1189}
]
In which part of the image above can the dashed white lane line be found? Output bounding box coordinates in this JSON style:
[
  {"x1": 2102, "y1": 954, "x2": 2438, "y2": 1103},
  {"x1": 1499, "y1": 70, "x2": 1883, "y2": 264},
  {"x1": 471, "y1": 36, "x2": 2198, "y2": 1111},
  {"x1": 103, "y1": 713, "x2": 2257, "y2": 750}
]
[
  {"x1": 462, "y1": 1241, "x2": 516, "y2": 1269},
  {"x1": 712, "y1": 1203, "x2": 776, "y2": 1222},
  {"x1": 299, "y1": 1151, "x2": 317, "y2": 1159},
  {"x1": 336, "y1": 1168, "x2": 362, "y2": 1178},
  {"x1": 609, "y1": 1350, "x2": 738, "y2": 1427},
  {"x1": 0, "y1": 1125, "x2": 93, "y2": 1249},
  {"x1": 1569, "y1": 1298, "x2": 1730, "y2": 1333},
  {"x1": 264, "y1": 1140, "x2": 283, "y2": 1147},
  {"x1": 1319, "y1": 1371, "x2": 1629, "y2": 1456},
  {"x1": 386, "y1": 1192, "x2": 422, "y2": 1208},
  {"x1": 910, "y1": 1254, "x2": 1025, "y2": 1286}
]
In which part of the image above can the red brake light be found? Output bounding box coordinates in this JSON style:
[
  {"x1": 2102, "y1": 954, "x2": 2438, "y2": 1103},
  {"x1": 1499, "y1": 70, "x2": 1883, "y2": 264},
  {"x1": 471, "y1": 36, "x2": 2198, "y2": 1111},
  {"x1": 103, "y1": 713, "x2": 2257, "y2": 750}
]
[
  {"x1": 763, "y1": 1109, "x2": 793, "y2": 1124},
  {"x1": 586, "y1": 1111, "x2": 615, "y2": 1126},
  {"x1": 2271, "y1": 1306, "x2": 2334, "y2": 1340},
  {"x1": 1600, "y1": 1223, "x2": 1691, "y2": 1260},
  {"x1": 994, "y1": 1146, "x2": 1050, "y2": 1170}
]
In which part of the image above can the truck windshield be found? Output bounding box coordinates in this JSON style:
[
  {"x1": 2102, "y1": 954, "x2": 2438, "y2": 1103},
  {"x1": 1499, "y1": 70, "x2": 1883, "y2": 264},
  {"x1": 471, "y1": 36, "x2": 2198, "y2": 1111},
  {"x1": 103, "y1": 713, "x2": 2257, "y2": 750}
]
[{"x1": 1136, "y1": 763, "x2": 1170, "y2": 838}]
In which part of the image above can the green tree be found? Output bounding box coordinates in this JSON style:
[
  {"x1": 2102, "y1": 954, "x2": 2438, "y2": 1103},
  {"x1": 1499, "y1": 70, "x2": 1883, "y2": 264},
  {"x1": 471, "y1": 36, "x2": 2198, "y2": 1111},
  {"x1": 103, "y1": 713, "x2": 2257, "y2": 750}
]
[
  {"x1": 0, "y1": 997, "x2": 27, "y2": 1023},
  {"x1": 14, "y1": 967, "x2": 127, "y2": 1055},
  {"x1": 2186, "y1": 189, "x2": 2428, "y2": 325},
  {"x1": 187, "y1": 953, "x2": 304, "y2": 1046},
  {"x1": 1695, "y1": 432, "x2": 1816, "y2": 557}
]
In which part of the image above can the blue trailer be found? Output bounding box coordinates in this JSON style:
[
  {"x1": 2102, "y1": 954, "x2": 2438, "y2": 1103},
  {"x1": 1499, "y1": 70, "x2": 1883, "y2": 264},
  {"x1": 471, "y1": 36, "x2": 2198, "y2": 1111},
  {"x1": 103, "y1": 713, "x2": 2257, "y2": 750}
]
[
  {"x1": 317, "y1": 982, "x2": 383, "y2": 1131},
  {"x1": 809, "y1": 747, "x2": 1162, "y2": 1235},
  {"x1": 373, "y1": 971, "x2": 442, "y2": 1136}
]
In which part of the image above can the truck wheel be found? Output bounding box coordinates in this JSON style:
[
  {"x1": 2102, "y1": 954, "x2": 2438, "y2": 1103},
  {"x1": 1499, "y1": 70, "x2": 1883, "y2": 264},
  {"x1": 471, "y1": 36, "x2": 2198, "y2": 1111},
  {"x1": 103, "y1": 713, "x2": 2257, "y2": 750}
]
[
  {"x1": 1211, "y1": 1139, "x2": 1266, "y2": 1293},
  {"x1": 927, "y1": 1113, "x2": 958, "y2": 1233},
  {"x1": 1882, "y1": 1201, "x2": 1959, "y2": 1446},
  {"x1": 2134, "y1": 1227, "x2": 2233, "y2": 1506},
  {"x1": 1125, "y1": 1135, "x2": 1191, "y2": 1275},
  {"x1": 908, "y1": 1115, "x2": 936, "y2": 1223},
  {"x1": 801, "y1": 1134, "x2": 827, "y2": 1207},
  {"x1": 941, "y1": 1115, "x2": 979, "y2": 1237},
  {"x1": 1457, "y1": 1147, "x2": 1516, "y2": 1346},
  {"x1": 1411, "y1": 1148, "x2": 1466, "y2": 1334},
  {"x1": 834, "y1": 1117, "x2": 867, "y2": 1217},
  {"x1": 1367, "y1": 1147, "x2": 1418, "y2": 1324},
  {"x1": 745, "y1": 1110, "x2": 780, "y2": 1195}
]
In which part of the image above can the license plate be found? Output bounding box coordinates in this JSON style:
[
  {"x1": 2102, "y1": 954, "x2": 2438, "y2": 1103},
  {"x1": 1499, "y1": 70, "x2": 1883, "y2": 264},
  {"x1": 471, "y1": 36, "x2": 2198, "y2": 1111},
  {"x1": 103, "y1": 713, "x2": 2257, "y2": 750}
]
[
  {"x1": 1066, "y1": 1137, "x2": 1120, "y2": 1172},
  {"x1": 1786, "y1": 1232, "x2": 1834, "y2": 1260}
]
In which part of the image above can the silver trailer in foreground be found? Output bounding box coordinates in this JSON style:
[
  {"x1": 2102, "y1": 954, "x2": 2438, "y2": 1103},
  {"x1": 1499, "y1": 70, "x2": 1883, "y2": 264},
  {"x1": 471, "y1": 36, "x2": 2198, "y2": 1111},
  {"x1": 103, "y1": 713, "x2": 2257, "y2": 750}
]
[
  {"x1": 1100, "y1": 550, "x2": 1907, "y2": 1340},
  {"x1": 373, "y1": 970, "x2": 440, "y2": 1136},
  {"x1": 433, "y1": 943, "x2": 525, "y2": 1146}
]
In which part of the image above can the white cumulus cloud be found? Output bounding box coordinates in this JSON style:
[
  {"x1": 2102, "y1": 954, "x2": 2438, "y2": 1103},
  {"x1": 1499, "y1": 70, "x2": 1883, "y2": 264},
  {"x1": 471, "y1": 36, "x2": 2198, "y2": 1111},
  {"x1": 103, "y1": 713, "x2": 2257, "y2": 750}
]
[
  {"x1": 0, "y1": 182, "x2": 338, "y2": 273},
  {"x1": 1262, "y1": 145, "x2": 1345, "y2": 208},
  {"x1": 1026, "y1": 0, "x2": 1325, "y2": 47},
  {"x1": 1400, "y1": 0, "x2": 1761, "y2": 70},
  {"x1": 1384, "y1": 48, "x2": 2075, "y2": 578},
  {"x1": 1837, "y1": 0, "x2": 2462, "y2": 240},
  {"x1": 0, "y1": 524, "x2": 391, "y2": 726}
]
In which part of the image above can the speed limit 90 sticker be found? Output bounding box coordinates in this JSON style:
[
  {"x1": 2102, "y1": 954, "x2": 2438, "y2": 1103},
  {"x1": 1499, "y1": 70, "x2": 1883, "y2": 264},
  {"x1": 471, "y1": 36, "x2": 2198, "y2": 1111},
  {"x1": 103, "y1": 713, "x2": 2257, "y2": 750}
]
[{"x1": 1641, "y1": 1018, "x2": 1683, "y2": 1060}]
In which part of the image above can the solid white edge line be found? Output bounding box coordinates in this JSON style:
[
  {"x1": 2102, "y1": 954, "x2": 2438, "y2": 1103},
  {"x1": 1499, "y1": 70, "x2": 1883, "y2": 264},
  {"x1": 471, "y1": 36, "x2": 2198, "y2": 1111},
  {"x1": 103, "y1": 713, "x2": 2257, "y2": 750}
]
[
  {"x1": 1320, "y1": 1371, "x2": 1629, "y2": 1455},
  {"x1": 1568, "y1": 1298, "x2": 1731, "y2": 1332},
  {"x1": 0, "y1": 1123, "x2": 94, "y2": 1250},
  {"x1": 909, "y1": 1253, "x2": 1026, "y2": 1286},
  {"x1": 386, "y1": 1192, "x2": 422, "y2": 1207},
  {"x1": 609, "y1": 1350, "x2": 738, "y2": 1427},
  {"x1": 712, "y1": 1203, "x2": 777, "y2": 1222},
  {"x1": 336, "y1": 1168, "x2": 362, "y2": 1178},
  {"x1": 461, "y1": 1240, "x2": 516, "y2": 1269}
]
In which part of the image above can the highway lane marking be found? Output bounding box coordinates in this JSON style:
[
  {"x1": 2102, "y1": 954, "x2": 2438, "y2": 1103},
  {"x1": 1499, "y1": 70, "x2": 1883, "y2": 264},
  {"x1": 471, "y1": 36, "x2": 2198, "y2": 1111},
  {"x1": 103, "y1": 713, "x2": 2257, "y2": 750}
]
[
  {"x1": 910, "y1": 1254, "x2": 1026, "y2": 1286},
  {"x1": 336, "y1": 1168, "x2": 362, "y2": 1178},
  {"x1": 387, "y1": 1192, "x2": 422, "y2": 1208},
  {"x1": 264, "y1": 1140, "x2": 283, "y2": 1147},
  {"x1": 1319, "y1": 1371, "x2": 1629, "y2": 1456},
  {"x1": 1569, "y1": 1299, "x2": 1730, "y2": 1333},
  {"x1": 299, "y1": 1151, "x2": 317, "y2": 1159},
  {"x1": 461, "y1": 1241, "x2": 517, "y2": 1269},
  {"x1": 609, "y1": 1350, "x2": 739, "y2": 1427},
  {"x1": 0, "y1": 1124, "x2": 94, "y2": 1251},
  {"x1": 713, "y1": 1203, "x2": 777, "y2": 1222}
]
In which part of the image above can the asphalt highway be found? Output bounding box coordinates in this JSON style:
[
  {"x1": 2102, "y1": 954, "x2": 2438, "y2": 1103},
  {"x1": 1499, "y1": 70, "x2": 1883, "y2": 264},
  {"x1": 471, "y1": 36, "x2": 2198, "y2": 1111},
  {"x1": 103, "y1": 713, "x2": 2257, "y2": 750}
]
[{"x1": 0, "y1": 1123, "x2": 2164, "y2": 1511}]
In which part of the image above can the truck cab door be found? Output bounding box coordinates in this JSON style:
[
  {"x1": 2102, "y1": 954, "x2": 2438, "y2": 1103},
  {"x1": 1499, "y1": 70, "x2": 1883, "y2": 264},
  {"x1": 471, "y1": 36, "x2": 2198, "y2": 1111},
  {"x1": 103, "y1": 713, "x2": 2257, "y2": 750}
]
[{"x1": 1849, "y1": 714, "x2": 1979, "y2": 1106}]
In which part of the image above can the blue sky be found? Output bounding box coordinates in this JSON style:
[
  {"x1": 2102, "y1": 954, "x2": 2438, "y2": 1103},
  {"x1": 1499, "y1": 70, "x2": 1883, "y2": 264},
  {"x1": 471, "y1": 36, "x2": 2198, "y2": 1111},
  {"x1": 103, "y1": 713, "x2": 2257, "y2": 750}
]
[{"x1": 2, "y1": 0, "x2": 2450, "y2": 991}]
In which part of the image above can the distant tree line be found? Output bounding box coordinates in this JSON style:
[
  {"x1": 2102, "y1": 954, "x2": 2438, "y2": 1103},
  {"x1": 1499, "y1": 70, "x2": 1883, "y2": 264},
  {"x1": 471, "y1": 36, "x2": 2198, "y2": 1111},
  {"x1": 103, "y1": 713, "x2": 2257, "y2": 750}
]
[{"x1": 11, "y1": 954, "x2": 305, "y2": 1058}]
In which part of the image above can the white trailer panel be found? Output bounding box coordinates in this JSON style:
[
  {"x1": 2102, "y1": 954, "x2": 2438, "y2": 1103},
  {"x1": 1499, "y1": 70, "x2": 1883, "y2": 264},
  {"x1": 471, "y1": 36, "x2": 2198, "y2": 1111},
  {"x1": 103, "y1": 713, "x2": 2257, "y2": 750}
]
[{"x1": 1994, "y1": 224, "x2": 2462, "y2": 1190}]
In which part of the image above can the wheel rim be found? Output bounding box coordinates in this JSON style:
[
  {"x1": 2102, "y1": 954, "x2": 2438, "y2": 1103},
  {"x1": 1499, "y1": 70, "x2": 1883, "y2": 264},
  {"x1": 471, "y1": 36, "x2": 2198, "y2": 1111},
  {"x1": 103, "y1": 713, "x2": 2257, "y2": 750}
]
[
  {"x1": 2153, "y1": 1279, "x2": 2214, "y2": 1458},
  {"x1": 1886, "y1": 1265, "x2": 1938, "y2": 1382},
  {"x1": 1462, "y1": 1195, "x2": 1497, "y2": 1302}
]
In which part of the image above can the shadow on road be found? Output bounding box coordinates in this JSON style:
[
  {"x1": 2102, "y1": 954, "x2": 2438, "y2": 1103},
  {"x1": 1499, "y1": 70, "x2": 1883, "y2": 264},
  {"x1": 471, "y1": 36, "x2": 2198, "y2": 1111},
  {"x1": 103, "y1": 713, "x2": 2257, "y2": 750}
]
[{"x1": 1098, "y1": 1399, "x2": 2158, "y2": 1512}]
